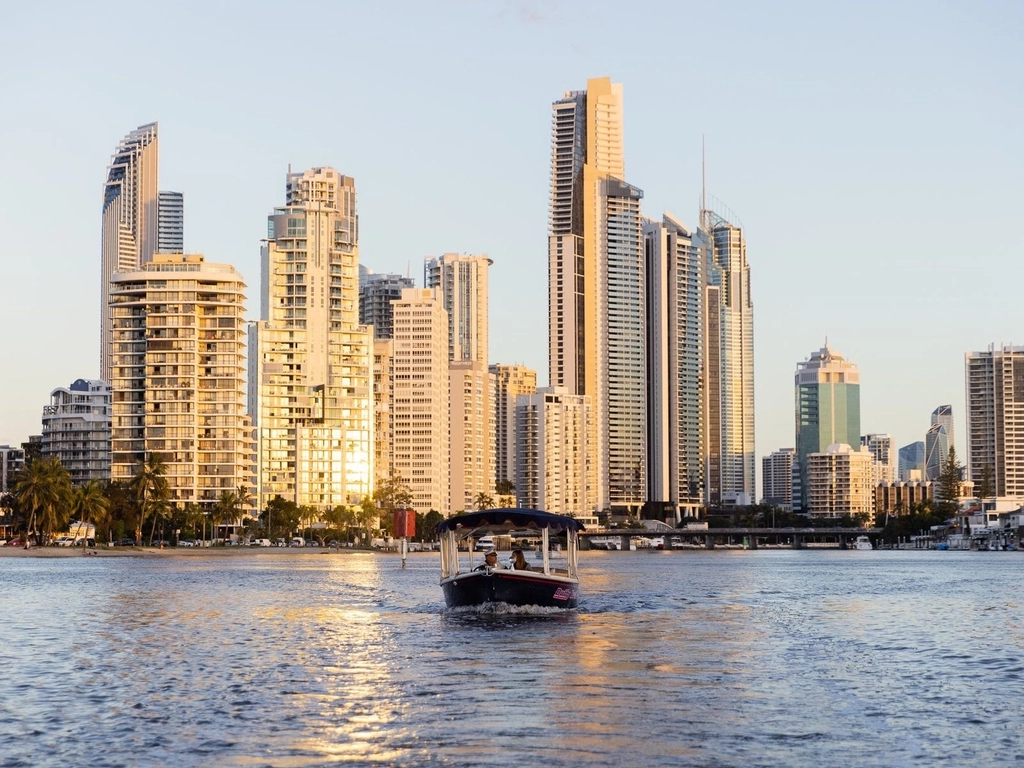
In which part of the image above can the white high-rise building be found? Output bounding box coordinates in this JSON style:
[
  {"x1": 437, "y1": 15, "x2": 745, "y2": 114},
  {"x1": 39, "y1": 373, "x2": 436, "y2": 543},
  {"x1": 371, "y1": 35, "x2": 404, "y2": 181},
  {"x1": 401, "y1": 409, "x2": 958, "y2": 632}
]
[
  {"x1": 762, "y1": 448, "x2": 795, "y2": 510},
  {"x1": 805, "y1": 443, "x2": 874, "y2": 518},
  {"x1": 100, "y1": 123, "x2": 159, "y2": 383},
  {"x1": 490, "y1": 364, "x2": 537, "y2": 491},
  {"x1": 516, "y1": 387, "x2": 597, "y2": 525},
  {"x1": 425, "y1": 254, "x2": 494, "y2": 512},
  {"x1": 41, "y1": 379, "x2": 111, "y2": 486},
  {"x1": 965, "y1": 345, "x2": 1024, "y2": 499},
  {"x1": 251, "y1": 167, "x2": 374, "y2": 511},
  {"x1": 861, "y1": 433, "x2": 896, "y2": 485},
  {"x1": 703, "y1": 205, "x2": 755, "y2": 507},
  {"x1": 392, "y1": 288, "x2": 449, "y2": 515},
  {"x1": 359, "y1": 268, "x2": 415, "y2": 339},
  {"x1": 109, "y1": 254, "x2": 252, "y2": 510},
  {"x1": 645, "y1": 214, "x2": 705, "y2": 519}
]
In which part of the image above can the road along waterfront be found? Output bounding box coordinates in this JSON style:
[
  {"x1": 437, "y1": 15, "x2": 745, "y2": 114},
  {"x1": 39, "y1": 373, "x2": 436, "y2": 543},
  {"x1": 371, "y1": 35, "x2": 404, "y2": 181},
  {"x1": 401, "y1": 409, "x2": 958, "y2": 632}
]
[{"x1": 2, "y1": 549, "x2": 1022, "y2": 767}]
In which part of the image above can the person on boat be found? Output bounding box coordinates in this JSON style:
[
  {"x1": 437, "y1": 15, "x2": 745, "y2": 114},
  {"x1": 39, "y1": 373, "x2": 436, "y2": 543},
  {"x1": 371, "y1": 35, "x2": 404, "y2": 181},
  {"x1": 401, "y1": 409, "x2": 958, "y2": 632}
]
[
  {"x1": 475, "y1": 550, "x2": 504, "y2": 571},
  {"x1": 510, "y1": 549, "x2": 531, "y2": 571}
]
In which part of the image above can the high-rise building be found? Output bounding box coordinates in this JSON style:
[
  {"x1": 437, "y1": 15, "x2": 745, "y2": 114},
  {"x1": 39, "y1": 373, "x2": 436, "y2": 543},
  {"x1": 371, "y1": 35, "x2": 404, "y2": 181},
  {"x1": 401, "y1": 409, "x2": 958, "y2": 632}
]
[
  {"x1": 490, "y1": 364, "x2": 537, "y2": 491},
  {"x1": 645, "y1": 214, "x2": 705, "y2": 519},
  {"x1": 41, "y1": 379, "x2": 111, "y2": 486},
  {"x1": 931, "y1": 405, "x2": 955, "y2": 451},
  {"x1": 805, "y1": 443, "x2": 874, "y2": 518},
  {"x1": 359, "y1": 268, "x2": 415, "y2": 339},
  {"x1": 549, "y1": 77, "x2": 649, "y2": 516},
  {"x1": 251, "y1": 167, "x2": 374, "y2": 511},
  {"x1": 762, "y1": 448, "x2": 795, "y2": 510},
  {"x1": 425, "y1": 253, "x2": 494, "y2": 512},
  {"x1": 924, "y1": 422, "x2": 949, "y2": 482},
  {"x1": 925, "y1": 405, "x2": 954, "y2": 481},
  {"x1": 861, "y1": 433, "x2": 896, "y2": 485},
  {"x1": 392, "y1": 288, "x2": 449, "y2": 515},
  {"x1": 109, "y1": 254, "x2": 252, "y2": 510},
  {"x1": 372, "y1": 338, "x2": 394, "y2": 490},
  {"x1": 794, "y1": 344, "x2": 860, "y2": 512},
  {"x1": 100, "y1": 123, "x2": 159, "y2": 383},
  {"x1": 516, "y1": 387, "x2": 597, "y2": 525},
  {"x1": 898, "y1": 441, "x2": 926, "y2": 481},
  {"x1": 703, "y1": 204, "x2": 755, "y2": 507},
  {"x1": 157, "y1": 191, "x2": 184, "y2": 253},
  {"x1": 965, "y1": 345, "x2": 1024, "y2": 498}
]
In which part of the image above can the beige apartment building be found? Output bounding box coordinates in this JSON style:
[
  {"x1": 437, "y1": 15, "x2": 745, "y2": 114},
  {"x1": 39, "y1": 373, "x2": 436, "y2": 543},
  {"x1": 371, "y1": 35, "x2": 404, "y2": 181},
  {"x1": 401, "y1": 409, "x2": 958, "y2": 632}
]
[
  {"x1": 372, "y1": 338, "x2": 394, "y2": 489},
  {"x1": 392, "y1": 288, "x2": 449, "y2": 516},
  {"x1": 490, "y1": 364, "x2": 537, "y2": 491},
  {"x1": 250, "y1": 168, "x2": 374, "y2": 511},
  {"x1": 516, "y1": 387, "x2": 598, "y2": 525},
  {"x1": 109, "y1": 254, "x2": 252, "y2": 510},
  {"x1": 805, "y1": 443, "x2": 874, "y2": 518},
  {"x1": 425, "y1": 254, "x2": 494, "y2": 513}
]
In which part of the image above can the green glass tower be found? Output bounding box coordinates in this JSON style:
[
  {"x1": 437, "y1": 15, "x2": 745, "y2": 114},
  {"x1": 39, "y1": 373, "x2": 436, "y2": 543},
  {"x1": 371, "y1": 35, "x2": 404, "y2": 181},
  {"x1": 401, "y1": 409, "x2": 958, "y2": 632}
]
[{"x1": 794, "y1": 344, "x2": 861, "y2": 512}]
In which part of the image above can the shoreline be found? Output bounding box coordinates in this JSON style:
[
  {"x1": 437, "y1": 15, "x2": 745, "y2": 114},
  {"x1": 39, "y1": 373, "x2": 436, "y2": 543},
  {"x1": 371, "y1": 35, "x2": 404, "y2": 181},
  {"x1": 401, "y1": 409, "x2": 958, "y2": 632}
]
[{"x1": 0, "y1": 545, "x2": 419, "y2": 558}]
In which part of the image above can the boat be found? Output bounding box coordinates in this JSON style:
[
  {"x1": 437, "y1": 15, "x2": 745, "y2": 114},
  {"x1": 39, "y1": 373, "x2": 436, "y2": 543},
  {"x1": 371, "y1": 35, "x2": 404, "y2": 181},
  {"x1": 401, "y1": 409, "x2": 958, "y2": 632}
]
[
  {"x1": 853, "y1": 535, "x2": 873, "y2": 550},
  {"x1": 436, "y1": 508, "x2": 584, "y2": 609}
]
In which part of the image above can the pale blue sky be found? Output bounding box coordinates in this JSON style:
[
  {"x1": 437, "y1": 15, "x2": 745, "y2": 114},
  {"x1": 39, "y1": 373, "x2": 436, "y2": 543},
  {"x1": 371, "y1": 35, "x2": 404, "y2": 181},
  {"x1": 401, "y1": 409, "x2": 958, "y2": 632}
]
[{"x1": 1, "y1": 0, "x2": 1022, "y2": 473}]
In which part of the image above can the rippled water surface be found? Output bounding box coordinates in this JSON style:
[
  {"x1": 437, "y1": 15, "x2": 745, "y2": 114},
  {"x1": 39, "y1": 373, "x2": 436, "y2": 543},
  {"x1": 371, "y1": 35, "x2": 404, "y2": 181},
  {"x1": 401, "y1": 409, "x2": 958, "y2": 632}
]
[{"x1": 3, "y1": 549, "x2": 1024, "y2": 767}]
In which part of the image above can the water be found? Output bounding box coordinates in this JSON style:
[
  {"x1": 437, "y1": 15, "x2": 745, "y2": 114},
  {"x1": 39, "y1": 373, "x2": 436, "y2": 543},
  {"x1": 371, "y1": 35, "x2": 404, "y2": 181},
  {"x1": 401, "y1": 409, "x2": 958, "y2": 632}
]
[{"x1": 2, "y1": 549, "x2": 1024, "y2": 767}]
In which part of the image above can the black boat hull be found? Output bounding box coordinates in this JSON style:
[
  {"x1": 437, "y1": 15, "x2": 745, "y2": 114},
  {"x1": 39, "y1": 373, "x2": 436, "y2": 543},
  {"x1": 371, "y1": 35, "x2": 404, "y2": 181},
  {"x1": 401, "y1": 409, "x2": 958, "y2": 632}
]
[{"x1": 441, "y1": 570, "x2": 579, "y2": 609}]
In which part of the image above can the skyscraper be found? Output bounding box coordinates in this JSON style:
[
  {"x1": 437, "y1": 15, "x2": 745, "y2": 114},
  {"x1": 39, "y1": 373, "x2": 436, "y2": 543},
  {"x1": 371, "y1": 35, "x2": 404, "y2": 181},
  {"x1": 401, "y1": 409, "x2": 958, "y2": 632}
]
[
  {"x1": 100, "y1": 123, "x2": 159, "y2": 383},
  {"x1": 109, "y1": 254, "x2": 251, "y2": 510},
  {"x1": 392, "y1": 288, "x2": 449, "y2": 515},
  {"x1": 645, "y1": 214, "x2": 705, "y2": 519},
  {"x1": 925, "y1": 404, "x2": 954, "y2": 481},
  {"x1": 157, "y1": 191, "x2": 184, "y2": 253},
  {"x1": 794, "y1": 344, "x2": 860, "y2": 512},
  {"x1": 702, "y1": 204, "x2": 755, "y2": 506},
  {"x1": 490, "y1": 364, "x2": 537, "y2": 491},
  {"x1": 898, "y1": 441, "x2": 926, "y2": 481},
  {"x1": 965, "y1": 345, "x2": 1024, "y2": 498},
  {"x1": 548, "y1": 77, "x2": 625, "y2": 398},
  {"x1": 250, "y1": 168, "x2": 373, "y2": 511},
  {"x1": 425, "y1": 253, "x2": 494, "y2": 512},
  {"x1": 548, "y1": 77, "x2": 647, "y2": 515}
]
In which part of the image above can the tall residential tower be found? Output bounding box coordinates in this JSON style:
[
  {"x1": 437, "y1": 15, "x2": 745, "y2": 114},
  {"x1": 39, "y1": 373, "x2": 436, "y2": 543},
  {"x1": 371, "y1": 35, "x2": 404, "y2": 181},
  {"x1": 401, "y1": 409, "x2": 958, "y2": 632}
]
[
  {"x1": 250, "y1": 168, "x2": 374, "y2": 511},
  {"x1": 100, "y1": 123, "x2": 159, "y2": 383}
]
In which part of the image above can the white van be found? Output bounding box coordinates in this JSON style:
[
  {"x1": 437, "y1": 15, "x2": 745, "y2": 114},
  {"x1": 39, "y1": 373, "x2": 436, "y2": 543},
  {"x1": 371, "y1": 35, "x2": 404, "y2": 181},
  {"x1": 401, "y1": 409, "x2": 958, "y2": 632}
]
[
  {"x1": 290, "y1": 537, "x2": 305, "y2": 548},
  {"x1": 254, "y1": 538, "x2": 272, "y2": 547}
]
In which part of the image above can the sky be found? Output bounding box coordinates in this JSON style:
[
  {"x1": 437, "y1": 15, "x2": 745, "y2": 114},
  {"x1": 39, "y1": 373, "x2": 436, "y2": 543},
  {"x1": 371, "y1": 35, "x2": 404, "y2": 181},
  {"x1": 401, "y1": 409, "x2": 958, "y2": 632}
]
[{"x1": 1, "y1": 0, "x2": 1022, "y2": 475}]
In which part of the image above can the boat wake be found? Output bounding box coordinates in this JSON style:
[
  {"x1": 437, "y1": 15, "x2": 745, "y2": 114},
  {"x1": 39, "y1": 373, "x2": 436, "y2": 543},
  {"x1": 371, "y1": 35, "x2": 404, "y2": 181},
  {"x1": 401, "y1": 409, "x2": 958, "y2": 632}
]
[{"x1": 445, "y1": 601, "x2": 571, "y2": 617}]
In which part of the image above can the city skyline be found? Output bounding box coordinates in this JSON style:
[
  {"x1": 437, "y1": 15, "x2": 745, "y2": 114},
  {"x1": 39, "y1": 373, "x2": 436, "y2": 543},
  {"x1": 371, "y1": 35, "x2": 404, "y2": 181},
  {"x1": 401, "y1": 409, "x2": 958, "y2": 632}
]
[{"x1": 2, "y1": 1, "x2": 1022, "y2": 467}]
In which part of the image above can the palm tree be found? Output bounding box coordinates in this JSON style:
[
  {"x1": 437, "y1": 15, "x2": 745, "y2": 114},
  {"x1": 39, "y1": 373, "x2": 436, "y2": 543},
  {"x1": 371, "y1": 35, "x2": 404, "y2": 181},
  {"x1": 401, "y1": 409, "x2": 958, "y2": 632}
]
[
  {"x1": 214, "y1": 490, "x2": 241, "y2": 544},
  {"x1": 130, "y1": 453, "x2": 169, "y2": 545},
  {"x1": 474, "y1": 492, "x2": 495, "y2": 510},
  {"x1": 73, "y1": 480, "x2": 109, "y2": 545},
  {"x1": 13, "y1": 457, "x2": 72, "y2": 545}
]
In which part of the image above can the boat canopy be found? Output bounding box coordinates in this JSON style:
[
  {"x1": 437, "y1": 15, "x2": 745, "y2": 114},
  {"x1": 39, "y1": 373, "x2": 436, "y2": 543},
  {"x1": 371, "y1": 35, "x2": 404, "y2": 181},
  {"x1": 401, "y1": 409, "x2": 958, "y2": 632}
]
[{"x1": 435, "y1": 508, "x2": 586, "y2": 536}]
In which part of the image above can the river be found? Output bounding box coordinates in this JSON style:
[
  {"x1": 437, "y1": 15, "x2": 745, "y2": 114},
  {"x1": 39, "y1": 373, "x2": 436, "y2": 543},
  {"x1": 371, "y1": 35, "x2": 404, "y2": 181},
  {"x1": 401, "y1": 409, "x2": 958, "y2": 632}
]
[{"x1": 2, "y1": 548, "x2": 1022, "y2": 767}]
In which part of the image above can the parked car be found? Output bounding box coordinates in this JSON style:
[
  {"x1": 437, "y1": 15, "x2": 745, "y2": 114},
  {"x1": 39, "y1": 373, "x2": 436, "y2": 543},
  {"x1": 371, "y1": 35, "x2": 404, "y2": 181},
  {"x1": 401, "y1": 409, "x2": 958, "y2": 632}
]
[
  {"x1": 118, "y1": 538, "x2": 135, "y2": 547},
  {"x1": 328, "y1": 540, "x2": 339, "y2": 548},
  {"x1": 7, "y1": 538, "x2": 23, "y2": 547}
]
